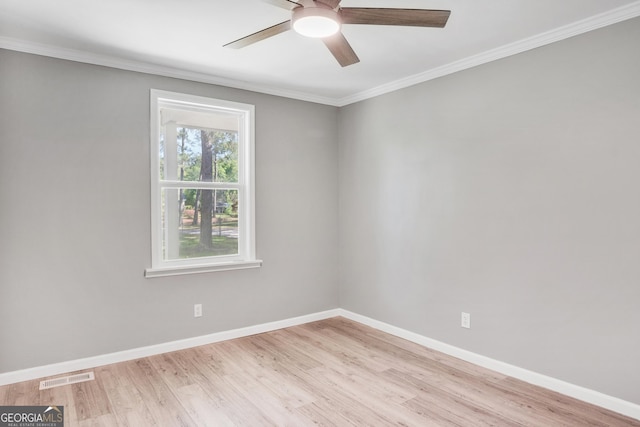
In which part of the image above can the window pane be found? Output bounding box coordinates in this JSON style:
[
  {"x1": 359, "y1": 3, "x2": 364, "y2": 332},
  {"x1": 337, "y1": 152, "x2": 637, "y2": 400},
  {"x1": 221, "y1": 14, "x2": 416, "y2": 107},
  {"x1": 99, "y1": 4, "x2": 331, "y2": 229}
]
[
  {"x1": 162, "y1": 188, "x2": 239, "y2": 261},
  {"x1": 159, "y1": 110, "x2": 239, "y2": 183}
]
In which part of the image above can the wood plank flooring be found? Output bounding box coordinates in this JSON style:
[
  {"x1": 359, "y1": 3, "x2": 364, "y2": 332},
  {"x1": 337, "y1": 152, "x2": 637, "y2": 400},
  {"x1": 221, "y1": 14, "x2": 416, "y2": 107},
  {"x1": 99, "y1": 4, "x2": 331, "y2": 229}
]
[{"x1": 1, "y1": 317, "x2": 638, "y2": 426}]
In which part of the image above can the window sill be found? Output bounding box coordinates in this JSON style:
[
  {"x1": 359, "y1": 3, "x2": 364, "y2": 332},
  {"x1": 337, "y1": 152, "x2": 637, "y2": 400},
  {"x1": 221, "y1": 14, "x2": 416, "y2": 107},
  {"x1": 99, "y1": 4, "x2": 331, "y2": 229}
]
[{"x1": 145, "y1": 260, "x2": 262, "y2": 278}]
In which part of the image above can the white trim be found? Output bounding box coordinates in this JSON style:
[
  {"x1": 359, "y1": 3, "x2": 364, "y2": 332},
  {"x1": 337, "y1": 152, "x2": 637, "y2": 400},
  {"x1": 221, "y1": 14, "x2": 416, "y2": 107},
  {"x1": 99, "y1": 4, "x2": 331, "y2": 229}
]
[
  {"x1": 1, "y1": 307, "x2": 638, "y2": 420},
  {"x1": 336, "y1": 1, "x2": 640, "y2": 106},
  {"x1": 2, "y1": 2, "x2": 640, "y2": 107},
  {"x1": 336, "y1": 309, "x2": 640, "y2": 422},
  {"x1": 0, "y1": 37, "x2": 339, "y2": 106},
  {"x1": 0, "y1": 309, "x2": 341, "y2": 387},
  {"x1": 144, "y1": 259, "x2": 263, "y2": 278},
  {"x1": 148, "y1": 89, "x2": 258, "y2": 274}
]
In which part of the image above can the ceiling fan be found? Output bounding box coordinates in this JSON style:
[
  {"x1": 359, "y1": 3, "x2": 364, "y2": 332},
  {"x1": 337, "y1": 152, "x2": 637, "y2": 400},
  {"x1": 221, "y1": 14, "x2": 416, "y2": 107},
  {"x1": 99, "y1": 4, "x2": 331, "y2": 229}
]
[{"x1": 224, "y1": 0, "x2": 451, "y2": 67}]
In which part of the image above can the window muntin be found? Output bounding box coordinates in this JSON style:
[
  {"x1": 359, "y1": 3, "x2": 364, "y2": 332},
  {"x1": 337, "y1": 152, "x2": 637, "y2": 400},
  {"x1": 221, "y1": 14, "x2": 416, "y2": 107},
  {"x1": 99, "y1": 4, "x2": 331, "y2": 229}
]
[{"x1": 147, "y1": 90, "x2": 259, "y2": 276}]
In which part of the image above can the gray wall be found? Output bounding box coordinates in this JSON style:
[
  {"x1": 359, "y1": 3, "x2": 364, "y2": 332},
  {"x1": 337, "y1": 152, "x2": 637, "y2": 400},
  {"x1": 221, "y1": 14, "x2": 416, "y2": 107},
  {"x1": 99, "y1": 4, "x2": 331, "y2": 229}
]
[
  {"x1": 338, "y1": 17, "x2": 640, "y2": 404},
  {"x1": 0, "y1": 50, "x2": 339, "y2": 372}
]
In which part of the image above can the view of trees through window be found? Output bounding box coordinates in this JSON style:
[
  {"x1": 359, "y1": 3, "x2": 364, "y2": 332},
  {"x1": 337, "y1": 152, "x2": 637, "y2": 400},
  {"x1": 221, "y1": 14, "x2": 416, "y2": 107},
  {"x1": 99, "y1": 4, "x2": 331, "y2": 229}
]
[
  {"x1": 160, "y1": 126, "x2": 240, "y2": 260},
  {"x1": 148, "y1": 90, "x2": 257, "y2": 275}
]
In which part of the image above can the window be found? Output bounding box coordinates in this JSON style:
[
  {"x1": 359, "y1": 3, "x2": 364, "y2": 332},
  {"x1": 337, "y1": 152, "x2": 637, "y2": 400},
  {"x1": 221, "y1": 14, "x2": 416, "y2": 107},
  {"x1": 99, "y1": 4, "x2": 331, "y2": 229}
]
[{"x1": 145, "y1": 90, "x2": 261, "y2": 277}]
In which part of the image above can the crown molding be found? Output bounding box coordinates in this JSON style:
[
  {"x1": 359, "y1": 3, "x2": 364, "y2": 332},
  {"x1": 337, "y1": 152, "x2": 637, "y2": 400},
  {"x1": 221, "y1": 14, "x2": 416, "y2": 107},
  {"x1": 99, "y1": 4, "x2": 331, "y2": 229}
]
[
  {"x1": 336, "y1": 1, "x2": 640, "y2": 106},
  {"x1": 2, "y1": 1, "x2": 640, "y2": 108},
  {"x1": 0, "y1": 37, "x2": 341, "y2": 107}
]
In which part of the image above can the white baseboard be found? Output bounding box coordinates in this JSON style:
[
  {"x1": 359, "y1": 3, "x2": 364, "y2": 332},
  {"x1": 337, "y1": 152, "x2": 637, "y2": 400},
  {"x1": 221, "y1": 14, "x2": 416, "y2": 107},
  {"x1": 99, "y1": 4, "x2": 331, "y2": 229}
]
[
  {"x1": 0, "y1": 309, "x2": 341, "y2": 387},
  {"x1": 1, "y1": 307, "x2": 637, "y2": 421},
  {"x1": 336, "y1": 309, "x2": 640, "y2": 422}
]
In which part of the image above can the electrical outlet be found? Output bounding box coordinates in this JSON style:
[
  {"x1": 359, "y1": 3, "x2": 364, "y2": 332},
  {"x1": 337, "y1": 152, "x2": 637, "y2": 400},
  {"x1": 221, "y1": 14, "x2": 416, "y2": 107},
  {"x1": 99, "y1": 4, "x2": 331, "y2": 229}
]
[
  {"x1": 461, "y1": 312, "x2": 470, "y2": 329},
  {"x1": 194, "y1": 304, "x2": 202, "y2": 318}
]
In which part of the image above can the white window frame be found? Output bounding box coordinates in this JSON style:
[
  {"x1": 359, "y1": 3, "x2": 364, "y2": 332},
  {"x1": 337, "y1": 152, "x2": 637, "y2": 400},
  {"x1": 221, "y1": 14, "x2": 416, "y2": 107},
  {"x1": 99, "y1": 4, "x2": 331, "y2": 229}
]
[{"x1": 145, "y1": 89, "x2": 261, "y2": 278}]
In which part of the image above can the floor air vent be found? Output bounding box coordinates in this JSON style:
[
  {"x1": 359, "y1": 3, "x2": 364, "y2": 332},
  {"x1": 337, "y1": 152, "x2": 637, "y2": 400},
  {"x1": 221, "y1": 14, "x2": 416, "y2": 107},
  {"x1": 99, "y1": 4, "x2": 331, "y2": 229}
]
[{"x1": 39, "y1": 371, "x2": 95, "y2": 390}]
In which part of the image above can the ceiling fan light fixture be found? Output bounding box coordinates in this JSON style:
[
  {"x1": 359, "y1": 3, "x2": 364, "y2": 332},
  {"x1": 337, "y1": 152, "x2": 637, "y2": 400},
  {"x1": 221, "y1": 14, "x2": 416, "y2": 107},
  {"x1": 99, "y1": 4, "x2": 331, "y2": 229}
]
[{"x1": 292, "y1": 7, "x2": 341, "y2": 38}]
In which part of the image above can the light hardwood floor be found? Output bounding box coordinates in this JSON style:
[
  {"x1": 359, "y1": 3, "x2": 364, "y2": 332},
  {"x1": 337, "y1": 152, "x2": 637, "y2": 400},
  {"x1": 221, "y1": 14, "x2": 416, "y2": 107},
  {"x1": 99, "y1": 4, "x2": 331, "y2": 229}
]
[{"x1": 1, "y1": 317, "x2": 638, "y2": 426}]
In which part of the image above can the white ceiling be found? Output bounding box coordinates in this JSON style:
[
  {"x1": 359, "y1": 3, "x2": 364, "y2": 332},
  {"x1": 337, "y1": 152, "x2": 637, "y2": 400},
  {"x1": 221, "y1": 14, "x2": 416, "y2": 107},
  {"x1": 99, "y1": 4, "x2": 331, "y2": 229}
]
[{"x1": 1, "y1": 0, "x2": 639, "y2": 106}]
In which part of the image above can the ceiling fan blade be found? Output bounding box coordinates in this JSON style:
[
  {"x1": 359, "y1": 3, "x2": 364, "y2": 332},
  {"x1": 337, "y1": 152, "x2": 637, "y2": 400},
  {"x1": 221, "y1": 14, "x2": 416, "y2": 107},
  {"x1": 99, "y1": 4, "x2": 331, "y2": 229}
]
[
  {"x1": 262, "y1": 0, "x2": 300, "y2": 10},
  {"x1": 316, "y1": 0, "x2": 341, "y2": 9},
  {"x1": 322, "y1": 32, "x2": 360, "y2": 67},
  {"x1": 224, "y1": 21, "x2": 291, "y2": 49},
  {"x1": 340, "y1": 8, "x2": 450, "y2": 27}
]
